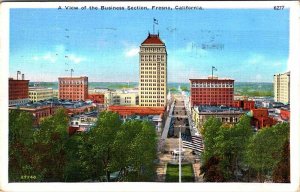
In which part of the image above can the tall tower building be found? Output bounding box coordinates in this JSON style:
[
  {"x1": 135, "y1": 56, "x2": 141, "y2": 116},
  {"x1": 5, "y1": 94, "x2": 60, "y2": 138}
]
[
  {"x1": 139, "y1": 33, "x2": 167, "y2": 107},
  {"x1": 274, "y1": 71, "x2": 290, "y2": 104}
]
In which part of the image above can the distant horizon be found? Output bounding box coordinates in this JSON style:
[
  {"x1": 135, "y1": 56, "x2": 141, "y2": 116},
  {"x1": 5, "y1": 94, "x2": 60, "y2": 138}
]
[{"x1": 27, "y1": 81, "x2": 274, "y2": 84}]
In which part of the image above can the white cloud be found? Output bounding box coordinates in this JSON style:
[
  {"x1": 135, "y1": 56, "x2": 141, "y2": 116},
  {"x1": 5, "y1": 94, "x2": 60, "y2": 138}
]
[
  {"x1": 125, "y1": 47, "x2": 139, "y2": 57},
  {"x1": 245, "y1": 53, "x2": 265, "y2": 65},
  {"x1": 32, "y1": 45, "x2": 87, "y2": 65},
  {"x1": 68, "y1": 54, "x2": 86, "y2": 64},
  {"x1": 43, "y1": 53, "x2": 57, "y2": 63}
]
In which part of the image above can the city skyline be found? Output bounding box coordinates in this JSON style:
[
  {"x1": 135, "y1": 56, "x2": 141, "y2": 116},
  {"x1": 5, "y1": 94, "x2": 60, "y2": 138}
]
[{"x1": 10, "y1": 8, "x2": 289, "y2": 82}]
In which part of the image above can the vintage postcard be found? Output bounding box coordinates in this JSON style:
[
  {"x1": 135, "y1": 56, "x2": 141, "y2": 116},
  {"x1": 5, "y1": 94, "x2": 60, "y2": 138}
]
[{"x1": 0, "y1": 1, "x2": 299, "y2": 192}]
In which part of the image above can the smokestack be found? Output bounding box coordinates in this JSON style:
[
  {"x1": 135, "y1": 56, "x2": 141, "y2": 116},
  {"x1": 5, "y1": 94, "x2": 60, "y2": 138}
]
[{"x1": 22, "y1": 74, "x2": 24, "y2": 80}]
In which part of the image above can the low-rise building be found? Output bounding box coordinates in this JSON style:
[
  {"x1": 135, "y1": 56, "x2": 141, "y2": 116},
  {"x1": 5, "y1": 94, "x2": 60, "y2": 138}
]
[
  {"x1": 108, "y1": 105, "x2": 165, "y2": 130},
  {"x1": 232, "y1": 100, "x2": 255, "y2": 110},
  {"x1": 192, "y1": 105, "x2": 245, "y2": 130},
  {"x1": 9, "y1": 105, "x2": 60, "y2": 126},
  {"x1": 9, "y1": 77, "x2": 29, "y2": 106},
  {"x1": 53, "y1": 89, "x2": 59, "y2": 98},
  {"x1": 88, "y1": 93, "x2": 105, "y2": 104},
  {"x1": 29, "y1": 87, "x2": 54, "y2": 102},
  {"x1": 249, "y1": 108, "x2": 277, "y2": 129},
  {"x1": 105, "y1": 89, "x2": 139, "y2": 107},
  {"x1": 69, "y1": 111, "x2": 98, "y2": 135}
]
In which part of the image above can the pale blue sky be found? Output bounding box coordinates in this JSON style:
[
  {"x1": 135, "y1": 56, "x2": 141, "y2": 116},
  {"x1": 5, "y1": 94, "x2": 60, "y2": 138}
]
[{"x1": 9, "y1": 8, "x2": 289, "y2": 82}]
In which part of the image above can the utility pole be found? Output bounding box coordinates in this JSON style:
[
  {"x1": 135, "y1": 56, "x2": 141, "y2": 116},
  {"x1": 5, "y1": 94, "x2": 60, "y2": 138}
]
[{"x1": 179, "y1": 125, "x2": 182, "y2": 183}]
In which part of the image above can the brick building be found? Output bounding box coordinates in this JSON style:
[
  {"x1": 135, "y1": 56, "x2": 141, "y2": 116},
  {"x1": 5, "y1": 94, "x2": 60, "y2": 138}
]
[
  {"x1": 232, "y1": 100, "x2": 255, "y2": 110},
  {"x1": 250, "y1": 108, "x2": 277, "y2": 129},
  {"x1": 108, "y1": 105, "x2": 165, "y2": 117},
  {"x1": 9, "y1": 105, "x2": 60, "y2": 126},
  {"x1": 88, "y1": 93, "x2": 105, "y2": 104},
  {"x1": 280, "y1": 108, "x2": 290, "y2": 121},
  {"x1": 189, "y1": 77, "x2": 234, "y2": 107},
  {"x1": 9, "y1": 77, "x2": 30, "y2": 106},
  {"x1": 58, "y1": 76, "x2": 88, "y2": 101}
]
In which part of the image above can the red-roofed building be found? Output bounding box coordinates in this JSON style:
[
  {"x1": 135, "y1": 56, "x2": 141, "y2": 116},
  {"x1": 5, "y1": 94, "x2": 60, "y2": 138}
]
[
  {"x1": 250, "y1": 108, "x2": 277, "y2": 129},
  {"x1": 141, "y1": 33, "x2": 165, "y2": 45},
  {"x1": 280, "y1": 108, "x2": 290, "y2": 121},
  {"x1": 108, "y1": 105, "x2": 165, "y2": 117},
  {"x1": 88, "y1": 93, "x2": 104, "y2": 104},
  {"x1": 233, "y1": 100, "x2": 255, "y2": 110}
]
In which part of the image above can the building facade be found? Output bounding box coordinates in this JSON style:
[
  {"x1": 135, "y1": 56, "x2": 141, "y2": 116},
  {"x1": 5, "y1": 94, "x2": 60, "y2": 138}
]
[
  {"x1": 29, "y1": 87, "x2": 54, "y2": 102},
  {"x1": 58, "y1": 76, "x2": 88, "y2": 101},
  {"x1": 9, "y1": 105, "x2": 59, "y2": 126},
  {"x1": 88, "y1": 93, "x2": 105, "y2": 104},
  {"x1": 274, "y1": 72, "x2": 290, "y2": 104},
  {"x1": 232, "y1": 100, "x2": 255, "y2": 111},
  {"x1": 104, "y1": 90, "x2": 139, "y2": 107},
  {"x1": 139, "y1": 33, "x2": 167, "y2": 107},
  {"x1": 191, "y1": 105, "x2": 244, "y2": 130},
  {"x1": 189, "y1": 77, "x2": 234, "y2": 107},
  {"x1": 9, "y1": 78, "x2": 30, "y2": 106}
]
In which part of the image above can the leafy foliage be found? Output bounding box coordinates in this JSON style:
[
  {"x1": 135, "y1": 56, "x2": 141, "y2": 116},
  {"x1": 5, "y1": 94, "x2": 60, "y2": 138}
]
[{"x1": 245, "y1": 123, "x2": 289, "y2": 182}]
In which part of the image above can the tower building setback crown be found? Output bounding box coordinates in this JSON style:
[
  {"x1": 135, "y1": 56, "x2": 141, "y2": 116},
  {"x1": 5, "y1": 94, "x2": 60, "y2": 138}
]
[{"x1": 141, "y1": 34, "x2": 165, "y2": 45}]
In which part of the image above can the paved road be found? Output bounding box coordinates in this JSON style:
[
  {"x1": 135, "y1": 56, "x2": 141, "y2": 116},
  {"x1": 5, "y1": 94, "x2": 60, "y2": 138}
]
[{"x1": 155, "y1": 94, "x2": 203, "y2": 182}]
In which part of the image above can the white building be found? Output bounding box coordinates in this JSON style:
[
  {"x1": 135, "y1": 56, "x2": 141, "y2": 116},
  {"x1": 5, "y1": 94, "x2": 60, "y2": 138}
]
[
  {"x1": 274, "y1": 71, "x2": 290, "y2": 104},
  {"x1": 139, "y1": 33, "x2": 167, "y2": 107},
  {"x1": 104, "y1": 89, "x2": 139, "y2": 106},
  {"x1": 29, "y1": 87, "x2": 54, "y2": 102}
]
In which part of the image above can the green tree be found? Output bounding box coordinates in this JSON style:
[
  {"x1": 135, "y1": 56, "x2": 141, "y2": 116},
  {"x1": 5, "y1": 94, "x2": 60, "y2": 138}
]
[
  {"x1": 9, "y1": 110, "x2": 36, "y2": 181},
  {"x1": 201, "y1": 116, "x2": 222, "y2": 162},
  {"x1": 214, "y1": 115, "x2": 253, "y2": 180},
  {"x1": 245, "y1": 123, "x2": 289, "y2": 182},
  {"x1": 201, "y1": 115, "x2": 253, "y2": 181},
  {"x1": 87, "y1": 111, "x2": 122, "y2": 181},
  {"x1": 127, "y1": 121, "x2": 157, "y2": 181},
  {"x1": 32, "y1": 107, "x2": 69, "y2": 181},
  {"x1": 272, "y1": 141, "x2": 290, "y2": 183}
]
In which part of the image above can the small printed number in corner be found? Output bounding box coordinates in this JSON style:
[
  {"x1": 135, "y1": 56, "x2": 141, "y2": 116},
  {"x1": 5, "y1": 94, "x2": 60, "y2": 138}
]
[{"x1": 274, "y1": 6, "x2": 284, "y2": 10}]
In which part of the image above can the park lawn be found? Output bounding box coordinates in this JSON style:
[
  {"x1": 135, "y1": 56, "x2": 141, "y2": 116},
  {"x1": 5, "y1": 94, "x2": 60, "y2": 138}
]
[{"x1": 165, "y1": 163, "x2": 194, "y2": 182}]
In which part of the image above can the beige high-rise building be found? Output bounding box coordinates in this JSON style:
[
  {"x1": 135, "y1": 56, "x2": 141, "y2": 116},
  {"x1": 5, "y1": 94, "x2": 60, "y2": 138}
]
[
  {"x1": 274, "y1": 71, "x2": 290, "y2": 104},
  {"x1": 139, "y1": 33, "x2": 167, "y2": 107}
]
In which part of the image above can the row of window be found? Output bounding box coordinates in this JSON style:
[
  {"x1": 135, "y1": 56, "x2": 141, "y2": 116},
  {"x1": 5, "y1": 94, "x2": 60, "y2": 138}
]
[
  {"x1": 141, "y1": 75, "x2": 165, "y2": 79},
  {"x1": 141, "y1": 63, "x2": 165, "y2": 66},
  {"x1": 141, "y1": 67, "x2": 165, "y2": 70},
  {"x1": 140, "y1": 104, "x2": 165, "y2": 107},
  {"x1": 141, "y1": 100, "x2": 165, "y2": 103},
  {"x1": 191, "y1": 83, "x2": 233, "y2": 88},
  {"x1": 141, "y1": 95, "x2": 164, "y2": 99},
  {"x1": 140, "y1": 47, "x2": 165, "y2": 52},
  {"x1": 141, "y1": 58, "x2": 165, "y2": 62},
  {"x1": 29, "y1": 92, "x2": 53, "y2": 95},
  {"x1": 141, "y1": 92, "x2": 164, "y2": 95},
  {"x1": 60, "y1": 85, "x2": 85, "y2": 88},
  {"x1": 141, "y1": 87, "x2": 164, "y2": 90},
  {"x1": 59, "y1": 80, "x2": 87, "y2": 85},
  {"x1": 192, "y1": 92, "x2": 234, "y2": 94},
  {"x1": 141, "y1": 83, "x2": 165, "y2": 86},
  {"x1": 141, "y1": 71, "x2": 165, "y2": 75},
  {"x1": 141, "y1": 79, "x2": 164, "y2": 83}
]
